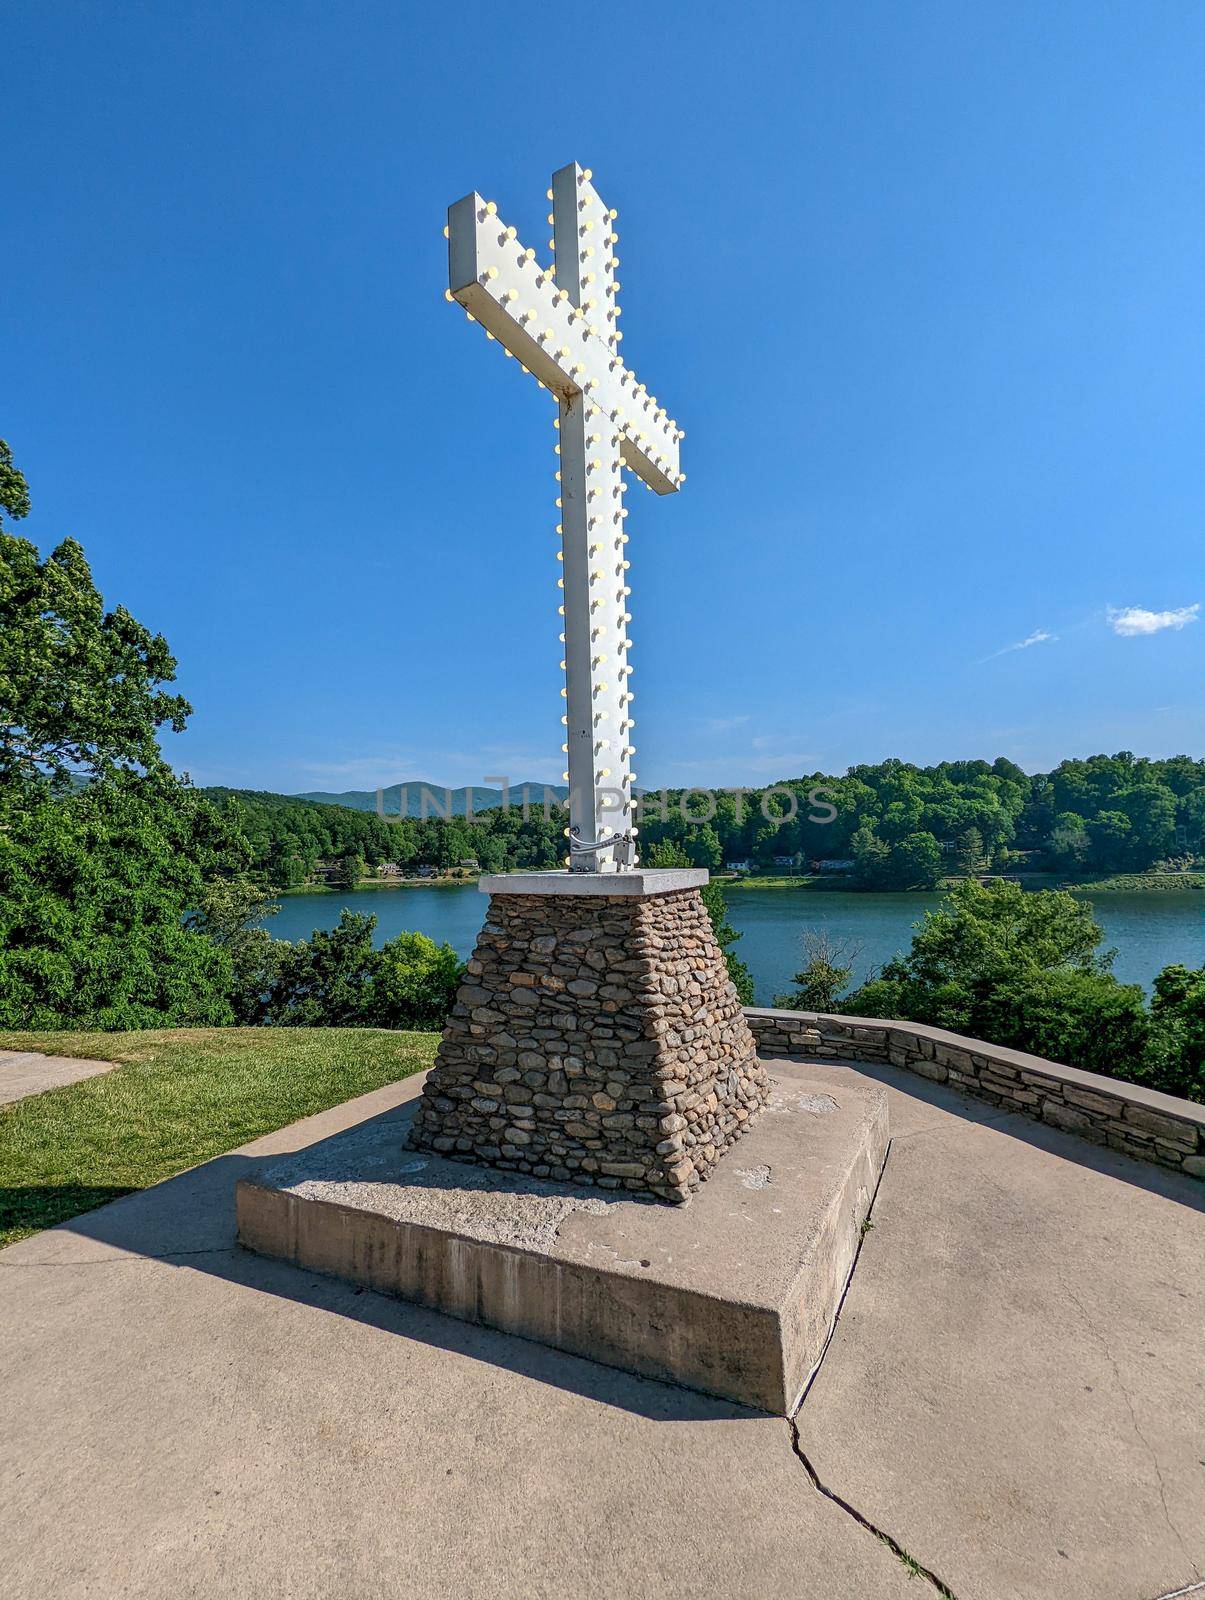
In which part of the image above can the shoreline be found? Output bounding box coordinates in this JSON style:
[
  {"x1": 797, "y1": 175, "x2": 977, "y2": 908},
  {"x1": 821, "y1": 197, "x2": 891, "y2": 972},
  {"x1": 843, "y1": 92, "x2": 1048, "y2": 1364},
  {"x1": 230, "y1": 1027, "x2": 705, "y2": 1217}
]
[
  {"x1": 277, "y1": 877, "x2": 477, "y2": 896},
  {"x1": 719, "y1": 872, "x2": 1205, "y2": 894},
  {"x1": 275, "y1": 870, "x2": 1205, "y2": 899}
]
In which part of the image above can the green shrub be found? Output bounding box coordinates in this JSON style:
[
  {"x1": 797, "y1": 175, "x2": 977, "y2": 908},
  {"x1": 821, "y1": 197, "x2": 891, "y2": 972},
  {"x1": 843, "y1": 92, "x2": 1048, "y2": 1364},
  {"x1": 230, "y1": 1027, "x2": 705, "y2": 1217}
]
[
  {"x1": 1140, "y1": 965, "x2": 1205, "y2": 1102},
  {"x1": 234, "y1": 907, "x2": 464, "y2": 1031},
  {"x1": 369, "y1": 931, "x2": 463, "y2": 1030},
  {"x1": 835, "y1": 879, "x2": 1199, "y2": 1100}
]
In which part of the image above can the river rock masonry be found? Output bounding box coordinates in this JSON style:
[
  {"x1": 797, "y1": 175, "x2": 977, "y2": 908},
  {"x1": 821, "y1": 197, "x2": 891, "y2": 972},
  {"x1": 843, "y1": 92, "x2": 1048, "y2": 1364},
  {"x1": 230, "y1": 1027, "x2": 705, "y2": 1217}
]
[{"x1": 409, "y1": 873, "x2": 770, "y2": 1202}]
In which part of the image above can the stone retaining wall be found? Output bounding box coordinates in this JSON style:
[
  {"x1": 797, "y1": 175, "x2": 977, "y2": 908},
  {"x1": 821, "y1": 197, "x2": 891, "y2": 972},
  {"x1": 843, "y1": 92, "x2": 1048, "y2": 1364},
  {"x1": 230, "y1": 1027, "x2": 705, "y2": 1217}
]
[{"x1": 744, "y1": 1008, "x2": 1204, "y2": 1180}]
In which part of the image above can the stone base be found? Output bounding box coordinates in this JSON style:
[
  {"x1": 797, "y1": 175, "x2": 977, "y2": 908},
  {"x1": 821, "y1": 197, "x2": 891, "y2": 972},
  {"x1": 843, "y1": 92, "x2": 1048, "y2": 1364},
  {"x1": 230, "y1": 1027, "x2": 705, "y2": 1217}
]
[
  {"x1": 236, "y1": 1063, "x2": 889, "y2": 1414},
  {"x1": 410, "y1": 880, "x2": 770, "y2": 1202}
]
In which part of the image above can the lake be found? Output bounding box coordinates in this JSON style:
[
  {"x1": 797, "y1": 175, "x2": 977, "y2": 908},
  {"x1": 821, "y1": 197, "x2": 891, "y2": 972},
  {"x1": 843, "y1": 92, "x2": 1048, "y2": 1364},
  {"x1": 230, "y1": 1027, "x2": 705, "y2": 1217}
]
[{"x1": 265, "y1": 884, "x2": 1205, "y2": 1004}]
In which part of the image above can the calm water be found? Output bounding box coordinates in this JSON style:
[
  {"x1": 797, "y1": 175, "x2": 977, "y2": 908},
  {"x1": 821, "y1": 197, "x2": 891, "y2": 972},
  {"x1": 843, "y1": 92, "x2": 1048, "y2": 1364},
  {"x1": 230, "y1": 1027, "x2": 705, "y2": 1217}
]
[{"x1": 265, "y1": 884, "x2": 1204, "y2": 1004}]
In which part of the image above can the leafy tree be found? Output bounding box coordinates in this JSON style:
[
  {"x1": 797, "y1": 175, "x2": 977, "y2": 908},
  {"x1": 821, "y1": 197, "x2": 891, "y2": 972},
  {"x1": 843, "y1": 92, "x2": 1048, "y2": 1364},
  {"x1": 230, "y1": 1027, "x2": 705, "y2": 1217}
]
[
  {"x1": 851, "y1": 824, "x2": 891, "y2": 888},
  {"x1": 0, "y1": 440, "x2": 31, "y2": 525},
  {"x1": 267, "y1": 836, "x2": 308, "y2": 890},
  {"x1": 775, "y1": 929, "x2": 861, "y2": 1011},
  {"x1": 369, "y1": 931, "x2": 463, "y2": 1030},
  {"x1": 889, "y1": 831, "x2": 944, "y2": 888},
  {"x1": 336, "y1": 851, "x2": 364, "y2": 891},
  {"x1": 842, "y1": 880, "x2": 1152, "y2": 1083},
  {"x1": 1115, "y1": 784, "x2": 1177, "y2": 866},
  {"x1": 1, "y1": 532, "x2": 190, "y2": 789},
  {"x1": 243, "y1": 910, "x2": 462, "y2": 1031},
  {"x1": 0, "y1": 772, "x2": 234, "y2": 1029},
  {"x1": 955, "y1": 826, "x2": 985, "y2": 875},
  {"x1": 185, "y1": 876, "x2": 284, "y2": 1025},
  {"x1": 260, "y1": 910, "x2": 377, "y2": 1026},
  {"x1": 1142, "y1": 965, "x2": 1205, "y2": 1102},
  {"x1": 1049, "y1": 812, "x2": 1090, "y2": 868},
  {"x1": 0, "y1": 443, "x2": 236, "y2": 1029},
  {"x1": 1088, "y1": 810, "x2": 1131, "y2": 870},
  {"x1": 1183, "y1": 791, "x2": 1205, "y2": 855},
  {"x1": 685, "y1": 824, "x2": 722, "y2": 869},
  {"x1": 970, "y1": 966, "x2": 1149, "y2": 1082}
]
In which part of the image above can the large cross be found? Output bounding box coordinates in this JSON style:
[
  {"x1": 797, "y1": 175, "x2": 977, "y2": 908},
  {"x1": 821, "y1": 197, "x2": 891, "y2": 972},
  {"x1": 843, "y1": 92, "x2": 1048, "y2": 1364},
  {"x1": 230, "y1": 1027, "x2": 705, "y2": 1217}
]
[{"x1": 445, "y1": 162, "x2": 684, "y2": 873}]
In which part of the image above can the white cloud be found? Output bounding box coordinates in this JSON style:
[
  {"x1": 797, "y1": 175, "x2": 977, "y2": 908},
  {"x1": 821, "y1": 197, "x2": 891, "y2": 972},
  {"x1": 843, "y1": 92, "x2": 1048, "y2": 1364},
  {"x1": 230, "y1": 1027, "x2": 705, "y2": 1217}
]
[
  {"x1": 979, "y1": 629, "x2": 1058, "y2": 664},
  {"x1": 1107, "y1": 604, "x2": 1199, "y2": 637}
]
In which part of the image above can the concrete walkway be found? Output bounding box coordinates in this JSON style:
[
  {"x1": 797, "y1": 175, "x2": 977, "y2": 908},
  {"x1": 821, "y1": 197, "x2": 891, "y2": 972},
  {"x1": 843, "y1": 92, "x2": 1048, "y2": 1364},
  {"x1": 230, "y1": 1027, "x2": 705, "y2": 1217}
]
[
  {"x1": 1, "y1": 1062, "x2": 1201, "y2": 1600},
  {"x1": 0, "y1": 1047, "x2": 115, "y2": 1105},
  {"x1": 794, "y1": 1059, "x2": 1205, "y2": 1600}
]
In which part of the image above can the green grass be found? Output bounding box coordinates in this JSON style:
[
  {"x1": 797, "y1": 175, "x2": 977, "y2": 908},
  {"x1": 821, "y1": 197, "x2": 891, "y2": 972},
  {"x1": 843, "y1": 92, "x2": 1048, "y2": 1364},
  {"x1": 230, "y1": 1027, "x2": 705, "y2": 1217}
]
[
  {"x1": 0, "y1": 1027, "x2": 438, "y2": 1247},
  {"x1": 1069, "y1": 872, "x2": 1204, "y2": 893},
  {"x1": 721, "y1": 875, "x2": 823, "y2": 890},
  {"x1": 722, "y1": 869, "x2": 1205, "y2": 895},
  {"x1": 277, "y1": 875, "x2": 473, "y2": 895}
]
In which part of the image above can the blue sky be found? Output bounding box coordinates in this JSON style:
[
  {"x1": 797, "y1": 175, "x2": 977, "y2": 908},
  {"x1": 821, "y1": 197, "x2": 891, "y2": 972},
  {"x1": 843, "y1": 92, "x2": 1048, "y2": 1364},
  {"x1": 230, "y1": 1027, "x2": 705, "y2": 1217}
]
[{"x1": 6, "y1": 1, "x2": 1203, "y2": 793}]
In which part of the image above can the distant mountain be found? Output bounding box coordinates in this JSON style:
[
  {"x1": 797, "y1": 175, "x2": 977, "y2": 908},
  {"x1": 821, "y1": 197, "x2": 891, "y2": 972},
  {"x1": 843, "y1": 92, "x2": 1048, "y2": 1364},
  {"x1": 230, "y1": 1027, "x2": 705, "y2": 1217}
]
[{"x1": 291, "y1": 781, "x2": 570, "y2": 818}]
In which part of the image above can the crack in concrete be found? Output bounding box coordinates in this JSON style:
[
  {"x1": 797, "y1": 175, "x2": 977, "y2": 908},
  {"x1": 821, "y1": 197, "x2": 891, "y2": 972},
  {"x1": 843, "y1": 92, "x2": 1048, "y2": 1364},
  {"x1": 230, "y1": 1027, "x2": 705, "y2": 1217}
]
[
  {"x1": 786, "y1": 1414, "x2": 960, "y2": 1597},
  {"x1": 886, "y1": 1104, "x2": 1018, "y2": 1146},
  {"x1": 1060, "y1": 1274, "x2": 1199, "y2": 1580},
  {"x1": 783, "y1": 1143, "x2": 961, "y2": 1597},
  {"x1": 0, "y1": 1245, "x2": 238, "y2": 1268}
]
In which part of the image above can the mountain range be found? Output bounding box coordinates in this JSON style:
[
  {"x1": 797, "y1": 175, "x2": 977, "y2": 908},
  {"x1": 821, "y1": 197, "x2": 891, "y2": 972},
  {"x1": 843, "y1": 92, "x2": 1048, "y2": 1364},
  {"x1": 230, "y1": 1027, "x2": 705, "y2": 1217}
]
[{"x1": 292, "y1": 781, "x2": 570, "y2": 818}]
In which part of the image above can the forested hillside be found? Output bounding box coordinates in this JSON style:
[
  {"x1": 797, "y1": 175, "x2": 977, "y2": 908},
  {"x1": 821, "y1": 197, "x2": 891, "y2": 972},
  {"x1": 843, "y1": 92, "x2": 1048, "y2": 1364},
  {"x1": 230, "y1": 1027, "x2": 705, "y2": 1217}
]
[
  {"x1": 204, "y1": 787, "x2": 565, "y2": 885},
  {"x1": 205, "y1": 752, "x2": 1205, "y2": 891}
]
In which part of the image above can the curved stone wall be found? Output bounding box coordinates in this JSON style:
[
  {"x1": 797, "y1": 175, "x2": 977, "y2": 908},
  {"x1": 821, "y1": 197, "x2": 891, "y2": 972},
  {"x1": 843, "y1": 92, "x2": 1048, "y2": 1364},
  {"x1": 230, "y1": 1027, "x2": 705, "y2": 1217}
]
[{"x1": 744, "y1": 1007, "x2": 1204, "y2": 1180}]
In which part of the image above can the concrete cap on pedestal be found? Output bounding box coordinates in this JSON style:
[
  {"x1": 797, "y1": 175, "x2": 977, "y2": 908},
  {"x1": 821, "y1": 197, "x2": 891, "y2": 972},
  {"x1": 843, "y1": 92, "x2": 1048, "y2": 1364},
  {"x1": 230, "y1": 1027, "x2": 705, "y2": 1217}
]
[{"x1": 476, "y1": 868, "x2": 709, "y2": 897}]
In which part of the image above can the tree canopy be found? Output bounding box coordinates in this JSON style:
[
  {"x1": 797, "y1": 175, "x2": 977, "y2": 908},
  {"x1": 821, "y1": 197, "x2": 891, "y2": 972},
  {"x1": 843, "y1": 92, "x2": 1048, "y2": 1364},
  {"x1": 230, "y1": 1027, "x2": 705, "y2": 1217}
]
[
  {"x1": 0, "y1": 443, "x2": 230, "y2": 1027},
  {"x1": 204, "y1": 748, "x2": 1205, "y2": 895},
  {"x1": 1, "y1": 532, "x2": 191, "y2": 791},
  {"x1": 833, "y1": 880, "x2": 1161, "y2": 1087}
]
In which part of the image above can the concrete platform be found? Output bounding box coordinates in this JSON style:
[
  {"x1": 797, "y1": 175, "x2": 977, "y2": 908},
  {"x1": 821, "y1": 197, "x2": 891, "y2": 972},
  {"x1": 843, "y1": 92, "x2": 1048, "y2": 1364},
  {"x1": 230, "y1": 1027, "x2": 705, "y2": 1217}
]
[
  {"x1": 237, "y1": 1064, "x2": 888, "y2": 1413},
  {"x1": 4, "y1": 1058, "x2": 1203, "y2": 1598}
]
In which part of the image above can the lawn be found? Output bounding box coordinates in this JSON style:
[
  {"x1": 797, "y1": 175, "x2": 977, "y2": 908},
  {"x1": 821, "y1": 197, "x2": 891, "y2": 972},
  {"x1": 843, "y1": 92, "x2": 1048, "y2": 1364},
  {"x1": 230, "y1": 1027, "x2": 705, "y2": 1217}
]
[{"x1": 0, "y1": 1027, "x2": 438, "y2": 1247}]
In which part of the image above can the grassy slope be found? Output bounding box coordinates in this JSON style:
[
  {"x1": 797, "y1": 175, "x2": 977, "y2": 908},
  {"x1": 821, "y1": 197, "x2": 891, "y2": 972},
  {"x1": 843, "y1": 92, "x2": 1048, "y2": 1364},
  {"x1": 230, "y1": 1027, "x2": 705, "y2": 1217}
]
[
  {"x1": 720, "y1": 871, "x2": 1205, "y2": 893},
  {"x1": 0, "y1": 1027, "x2": 437, "y2": 1247},
  {"x1": 277, "y1": 875, "x2": 475, "y2": 895},
  {"x1": 1069, "y1": 873, "x2": 1205, "y2": 893}
]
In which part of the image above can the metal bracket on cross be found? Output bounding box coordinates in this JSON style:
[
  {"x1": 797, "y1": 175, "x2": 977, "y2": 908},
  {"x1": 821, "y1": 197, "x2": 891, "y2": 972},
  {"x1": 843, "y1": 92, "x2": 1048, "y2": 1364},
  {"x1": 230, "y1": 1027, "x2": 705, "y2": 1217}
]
[{"x1": 444, "y1": 162, "x2": 685, "y2": 873}]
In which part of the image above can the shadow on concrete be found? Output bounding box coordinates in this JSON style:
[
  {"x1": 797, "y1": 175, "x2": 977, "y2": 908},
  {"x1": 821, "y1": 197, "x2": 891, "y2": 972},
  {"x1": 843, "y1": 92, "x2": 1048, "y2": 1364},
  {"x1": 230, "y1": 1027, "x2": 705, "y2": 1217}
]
[
  {"x1": 23, "y1": 1060, "x2": 1198, "y2": 1426},
  {"x1": 801, "y1": 1055, "x2": 1205, "y2": 1212},
  {"x1": 27, "y1": 1102, "x2": 762, "y2": 1425},
  {"x1": 0, "y1": 1184, "x2": 138, "y2": 1242}
]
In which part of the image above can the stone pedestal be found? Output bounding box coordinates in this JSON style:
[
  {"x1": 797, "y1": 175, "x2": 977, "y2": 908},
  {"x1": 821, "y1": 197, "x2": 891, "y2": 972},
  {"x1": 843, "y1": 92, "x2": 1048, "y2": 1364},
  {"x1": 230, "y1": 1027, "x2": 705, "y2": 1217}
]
[{"x1": 409, "y1": 870, "x2": 770, "y2": 1202}]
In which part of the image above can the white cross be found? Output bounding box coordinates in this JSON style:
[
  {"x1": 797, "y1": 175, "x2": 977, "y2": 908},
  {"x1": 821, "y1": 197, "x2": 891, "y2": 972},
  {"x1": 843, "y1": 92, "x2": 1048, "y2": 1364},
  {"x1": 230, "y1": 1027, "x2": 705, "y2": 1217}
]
[{"x1": 445, "y1": 162, "x2": 684, "y2": 873}]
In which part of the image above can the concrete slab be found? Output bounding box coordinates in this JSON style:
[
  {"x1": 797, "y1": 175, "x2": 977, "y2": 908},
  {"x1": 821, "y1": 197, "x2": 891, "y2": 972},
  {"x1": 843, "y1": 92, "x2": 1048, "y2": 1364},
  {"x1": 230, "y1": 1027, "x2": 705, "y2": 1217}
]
[
  {"x1": 0, "y1": 1048, "x2": 114, "y2": 1105},
  {"x1": 4, "y1": 1051, "x2": 1202, "y2": 1598},
  {"x1": 236, "y1": 1065, "x2": 889, "y2": 1413},
  {"x1": 0, "y1": 1076, "x2": 918, "y2": 1600},
  {"x1": 477, "y1": 867, "x2": 708, "y2": 895},
  {"x1": 791, "y1": 1055, "x2": 1205, "y2": 1600}
]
